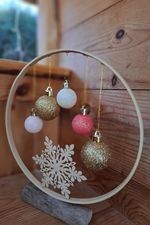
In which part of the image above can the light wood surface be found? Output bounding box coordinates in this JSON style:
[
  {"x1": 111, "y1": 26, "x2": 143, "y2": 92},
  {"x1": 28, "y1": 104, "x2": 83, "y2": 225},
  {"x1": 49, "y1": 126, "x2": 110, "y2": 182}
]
[
  {"x1": 58, "y1": 0, "x2": 122, "y2": 32},
  {"x1": 0, "y1": 173, "x2": 134, "y2": 225},
  {"x1": 0, "y1": 173, "x2": 66, "y2": 225},
  {"x1": 58, "y1": 0, "x2": 150, "y2": 90}
]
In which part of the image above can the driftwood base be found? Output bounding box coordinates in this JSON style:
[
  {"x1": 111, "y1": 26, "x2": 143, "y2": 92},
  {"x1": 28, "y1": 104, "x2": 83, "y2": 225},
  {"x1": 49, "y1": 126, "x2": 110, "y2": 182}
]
[{"x1": 21, "y1": 183, "x2": 92, "y2": 225}]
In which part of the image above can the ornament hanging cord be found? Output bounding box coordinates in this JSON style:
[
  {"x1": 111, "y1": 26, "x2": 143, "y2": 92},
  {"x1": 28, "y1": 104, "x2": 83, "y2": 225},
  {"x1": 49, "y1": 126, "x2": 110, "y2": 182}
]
[
  {"x1": 83, "y1": 56, "x2": 89, "y2": 104},
  {"x1": 45, "y1": 58, "x2": 53, "y2": 95},
  {"x1": 32, "y1": 65, "x2": 37, "y2": 161},
  {"x1": 97, "y1": 63, "x2": 104, "y2": 130},
  {"x1": 48, "y1": 59, "x2": 52, "y2": 87},
  {"x1": 32, "y1": 65, "x2": 36, "y2": 101}
]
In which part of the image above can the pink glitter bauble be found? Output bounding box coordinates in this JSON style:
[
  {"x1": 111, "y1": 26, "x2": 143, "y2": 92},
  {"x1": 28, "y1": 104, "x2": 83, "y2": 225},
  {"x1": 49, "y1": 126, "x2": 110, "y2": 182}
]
[{"x1": 72, "y1": 114, "x2": 94, "y2": 136}]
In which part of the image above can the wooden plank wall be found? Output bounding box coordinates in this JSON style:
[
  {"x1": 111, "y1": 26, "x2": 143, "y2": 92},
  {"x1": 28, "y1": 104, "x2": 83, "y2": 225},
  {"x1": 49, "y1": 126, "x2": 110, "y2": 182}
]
[{"x1": 58, "y1": 0, "x2": 150, "y2": 224}]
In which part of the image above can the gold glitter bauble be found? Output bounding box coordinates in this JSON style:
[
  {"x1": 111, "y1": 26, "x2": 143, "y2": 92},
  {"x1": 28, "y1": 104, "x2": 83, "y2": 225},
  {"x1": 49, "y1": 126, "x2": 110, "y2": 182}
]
[
  {"x1": 81, "y1": 140, "x2": 111, "y2": 171},
  {"x1": 35, "y1": 95, "x2": 60, "y2": 120}
]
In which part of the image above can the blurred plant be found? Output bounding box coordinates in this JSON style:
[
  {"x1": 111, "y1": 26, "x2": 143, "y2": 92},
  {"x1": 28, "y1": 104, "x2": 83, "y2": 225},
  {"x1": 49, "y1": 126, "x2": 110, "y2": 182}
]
[{"x1": 0, "y1": 0, "x2": 38, "y2": 61}]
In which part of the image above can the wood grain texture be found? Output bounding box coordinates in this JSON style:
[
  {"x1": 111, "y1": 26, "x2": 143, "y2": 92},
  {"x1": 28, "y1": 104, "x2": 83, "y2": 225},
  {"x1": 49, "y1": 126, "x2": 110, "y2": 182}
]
[
  {"x1": 58, "y1": 0, "x2": 150, "y2": 224},
  {"x1": 0, "y1": 173, "x2": 137, "y2": 225},
  {"x1": 59, "y1": 0, "x2": 150, "y2": 90},
  {"x1": 59, "y1": 90, "x2": 150, "y2": 189},
  {"x1": 0, "y1": 101, "x2": 34, "y2": 176},
  {"x1": 0, "y1": 59, "x2": 71, "y2": 101},
  {"x1": 58, "y1": 0, "x2": 122, "y2": 32},
  {"x1": 0, "y1": 74, "x2": 63, "y2": 101},
  {"x1": 0, "y1": 59, "x2": 71, "y2": 78},
  {"x1": 111, "y1": 180, "x2": 150, "y2": 225},
  {"x1": 88, "y1": 169, "x2": 150, "y2": 225},
  {"x1": 90, "y1": 207, "x2": 134, "y2": 225},
  {"x1": 0, "y1": 174, "x2": 66, "y2": 225},
  {"x1": 88, "y1": 168, "x2": 150, "y2": 224}
]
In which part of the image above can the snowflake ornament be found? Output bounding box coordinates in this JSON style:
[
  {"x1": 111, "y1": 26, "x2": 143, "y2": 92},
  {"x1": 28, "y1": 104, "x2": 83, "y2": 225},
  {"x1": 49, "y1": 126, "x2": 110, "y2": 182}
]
[{"x1": 32, "y1": 136, "x2": 87, "y2": 199}]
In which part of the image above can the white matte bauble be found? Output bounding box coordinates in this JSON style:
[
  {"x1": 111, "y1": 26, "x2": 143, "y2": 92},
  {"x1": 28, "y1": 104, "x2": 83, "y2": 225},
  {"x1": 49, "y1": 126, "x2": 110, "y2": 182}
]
[
  {"x1": 57, "y1": 88, "x2": 77, "y2": 109},
  {"x1": 24, "y1": 115, "x2": 43, "y2": 133},
  {"x1": 57, "y1": 80, "x2": 77, "y2": 109}
]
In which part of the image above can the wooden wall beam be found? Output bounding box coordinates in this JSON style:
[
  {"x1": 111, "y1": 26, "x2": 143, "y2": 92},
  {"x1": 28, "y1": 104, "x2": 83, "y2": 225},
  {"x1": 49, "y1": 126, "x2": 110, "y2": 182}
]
[
  {"x1": 0, "y1": 60, "x2": 71, "y2": 79},
  {"x1": 0, "y1": 75, "x2": 64, "y2": 101},
  {"x1": 0, "y1": 59, "x2": 71, "y2": 101}
]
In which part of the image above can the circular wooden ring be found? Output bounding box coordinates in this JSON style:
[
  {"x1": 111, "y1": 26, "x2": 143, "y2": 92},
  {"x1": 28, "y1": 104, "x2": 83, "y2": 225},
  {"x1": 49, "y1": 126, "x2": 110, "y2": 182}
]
[{"x1": 5, "y1": 49, "x2": 144, "y2": 204}]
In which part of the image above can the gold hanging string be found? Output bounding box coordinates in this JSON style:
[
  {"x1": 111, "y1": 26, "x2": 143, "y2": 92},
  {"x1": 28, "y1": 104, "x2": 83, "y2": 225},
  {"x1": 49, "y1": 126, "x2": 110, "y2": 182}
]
[
  {"x1": 48, "y1": 59, "x2": 52, "y2": 87},
  {"x1": 32, "y1": 64, "x2": 37, "y2": 163},
  {"x1": 32, "y1": 65, "x2": 36, "y2": 101},
  {"x1": 83, "y1": 56, "x2": 89, "y2": 104},
  {"x1": 97, "y1": 63, "x2": 104, "y2": 130}
]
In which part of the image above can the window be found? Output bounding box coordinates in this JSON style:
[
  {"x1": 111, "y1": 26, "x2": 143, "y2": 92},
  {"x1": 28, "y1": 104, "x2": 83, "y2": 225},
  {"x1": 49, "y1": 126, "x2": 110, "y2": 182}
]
[{"x1": 0, "y1": 0, "x2": 38, "y2": 61}]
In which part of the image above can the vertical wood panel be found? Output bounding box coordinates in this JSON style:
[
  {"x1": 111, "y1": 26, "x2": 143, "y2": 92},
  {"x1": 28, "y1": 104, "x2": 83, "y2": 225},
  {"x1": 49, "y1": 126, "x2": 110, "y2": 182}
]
[{"x1": 38, "y1": 0, "x2": 59, "y2": 64}]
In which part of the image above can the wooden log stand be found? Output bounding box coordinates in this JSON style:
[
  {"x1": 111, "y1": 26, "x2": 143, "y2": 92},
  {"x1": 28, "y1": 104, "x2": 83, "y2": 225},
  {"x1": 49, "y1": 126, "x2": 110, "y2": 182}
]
[{"x1": 21, "y1": 183, "x2": 92, "y2": 225}]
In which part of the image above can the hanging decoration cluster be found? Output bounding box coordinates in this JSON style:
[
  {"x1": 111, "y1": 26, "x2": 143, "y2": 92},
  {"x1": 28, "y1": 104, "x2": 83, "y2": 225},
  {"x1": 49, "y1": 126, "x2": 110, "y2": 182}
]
[
  {"x1": 80, "y1": 63, "x2": 111, "y2": 171},
  {"x1": 23, "y1": 52, "x2": 111, "y2": 199},
  {"x1": 24, "y1": 60, "x2": 77, "y2": 134}
]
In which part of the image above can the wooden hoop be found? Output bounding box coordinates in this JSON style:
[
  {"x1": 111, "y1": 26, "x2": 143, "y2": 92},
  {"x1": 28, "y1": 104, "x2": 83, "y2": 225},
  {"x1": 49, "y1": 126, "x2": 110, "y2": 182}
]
[{"x1": 5, "y1": 49, "x2": 144, "y2": 204}]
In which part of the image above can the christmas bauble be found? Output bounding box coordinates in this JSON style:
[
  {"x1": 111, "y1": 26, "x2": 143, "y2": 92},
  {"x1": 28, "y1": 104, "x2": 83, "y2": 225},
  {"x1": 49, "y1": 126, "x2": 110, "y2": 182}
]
[
  {"x1": 72, "y1": 114, "x2": 94, "y2": 136},
  {"x1": 81, "y1": 130, "x2": 111, "y2": 171},
  {"x1": 57, "y1": 88, "x2": 77, "y2": 109},
  {"x1": 72, "y1": 104, "x2": 93, "y2": 136},
  {"x1": 57, "y1": 80, "x2": 77, "y2": 109},
  {"x1": 24, "y1": 115, "x2": 43, "y2": 133},
  {"x1": 35, "y1": 86, "x2": 60, "y2": 120}
]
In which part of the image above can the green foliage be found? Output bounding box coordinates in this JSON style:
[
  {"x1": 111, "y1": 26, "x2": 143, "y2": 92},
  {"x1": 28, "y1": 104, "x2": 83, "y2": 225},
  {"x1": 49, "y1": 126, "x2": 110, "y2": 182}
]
[{"x1": 0, "y1": 0, "x2": 38, "y2": 62}]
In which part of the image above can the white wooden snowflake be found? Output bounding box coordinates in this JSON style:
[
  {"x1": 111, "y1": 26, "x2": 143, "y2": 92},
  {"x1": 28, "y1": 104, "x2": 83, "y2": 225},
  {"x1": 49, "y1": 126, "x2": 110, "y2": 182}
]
[{"x1": 32, "y1": 136, "x2": 87, "y2": 199}]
